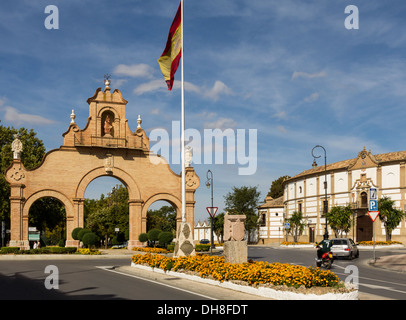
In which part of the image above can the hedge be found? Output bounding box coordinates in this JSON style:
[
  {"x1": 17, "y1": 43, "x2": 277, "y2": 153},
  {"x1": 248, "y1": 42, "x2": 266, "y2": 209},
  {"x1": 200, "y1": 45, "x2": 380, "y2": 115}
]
[
  {"x1": 82, "y1": 232, "x2": 100, "y2": 248},
  {"x1": 195, "y1": 244, "x2": 210, "y2": 252},
  {"x1": 0, "y1": 247, "x2": 77, "y2": 254}
]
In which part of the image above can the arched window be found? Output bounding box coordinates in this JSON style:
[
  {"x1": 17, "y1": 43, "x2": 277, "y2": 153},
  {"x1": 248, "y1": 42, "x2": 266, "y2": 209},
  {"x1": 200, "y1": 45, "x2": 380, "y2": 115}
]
[{"x1": 361, "y1": 192, "x2": 368, "y2": 208}]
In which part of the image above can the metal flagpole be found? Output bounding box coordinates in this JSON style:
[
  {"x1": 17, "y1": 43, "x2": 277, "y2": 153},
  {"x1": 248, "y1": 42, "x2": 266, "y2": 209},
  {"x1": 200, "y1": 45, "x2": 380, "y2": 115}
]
[{"x1": 181, "y1": 0, "x2": 186, "y2": 223}]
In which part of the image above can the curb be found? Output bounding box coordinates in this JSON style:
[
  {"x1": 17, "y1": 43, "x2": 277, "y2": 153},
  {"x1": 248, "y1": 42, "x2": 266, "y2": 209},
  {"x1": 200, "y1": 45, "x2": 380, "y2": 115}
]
[
  {"x1": 0, "y1": 253, "x2": 133, "y2": 260},
  {"x1": 130, "y1": 263, "x2": 358, "y2": 300}
]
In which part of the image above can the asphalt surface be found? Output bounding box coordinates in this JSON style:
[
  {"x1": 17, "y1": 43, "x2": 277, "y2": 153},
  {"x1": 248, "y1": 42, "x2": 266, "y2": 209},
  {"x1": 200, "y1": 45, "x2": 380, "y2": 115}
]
[{"x1": 0, "y1": 246, "x2": 405, "y2": 301}]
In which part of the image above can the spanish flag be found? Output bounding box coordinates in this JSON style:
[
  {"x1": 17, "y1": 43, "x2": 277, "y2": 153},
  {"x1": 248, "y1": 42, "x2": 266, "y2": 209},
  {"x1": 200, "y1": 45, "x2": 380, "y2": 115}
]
[{"x1": 158, "y1": 3, "x2": 182, "y2": 91}]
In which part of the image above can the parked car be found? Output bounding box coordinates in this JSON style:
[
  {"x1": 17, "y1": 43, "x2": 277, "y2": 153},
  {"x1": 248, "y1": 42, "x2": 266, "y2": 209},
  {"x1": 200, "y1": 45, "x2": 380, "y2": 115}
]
[
  {"x1": 331, "y1": 238, "x2": 359, "y2": 260},
  {"x1": 200, "y1": 239, "x2": 210, "y2": 244}
]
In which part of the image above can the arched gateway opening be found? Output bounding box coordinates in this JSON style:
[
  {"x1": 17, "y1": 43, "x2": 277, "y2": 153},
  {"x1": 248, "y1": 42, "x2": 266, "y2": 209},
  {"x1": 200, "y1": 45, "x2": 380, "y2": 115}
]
[{"x1": 5, "y1": 82, "x2": 199, "y2": 249}]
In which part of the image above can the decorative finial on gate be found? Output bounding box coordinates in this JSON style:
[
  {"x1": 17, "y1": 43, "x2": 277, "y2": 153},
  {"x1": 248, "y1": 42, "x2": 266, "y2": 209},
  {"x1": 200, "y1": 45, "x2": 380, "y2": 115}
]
[
  {"x1": 70, "y1": 109, "x2": 76, "y2": 124},
  {"x1": 104, "y1": 74, "x2": 111, "y2": 89},
  {"x1": 137, "y1": 115, "x2": 142, "y2": 129}
]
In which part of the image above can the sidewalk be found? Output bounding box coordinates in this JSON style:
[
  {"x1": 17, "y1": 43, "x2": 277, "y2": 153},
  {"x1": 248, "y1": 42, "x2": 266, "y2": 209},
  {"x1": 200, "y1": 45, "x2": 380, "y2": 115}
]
[{"x1": 369, "y1": 254, "x2": 406, "y2": 273}]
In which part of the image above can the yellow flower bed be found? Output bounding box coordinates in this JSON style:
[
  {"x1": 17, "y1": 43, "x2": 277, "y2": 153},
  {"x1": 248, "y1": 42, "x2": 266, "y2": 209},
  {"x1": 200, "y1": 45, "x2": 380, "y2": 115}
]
[
  {"x1": 280, "y1": 241, "x2": 312, "y2": 246},
  {"x1": 132, "y1": 247, "x2": 170, "y2": 254},
  {"x1": 131, "y1": 253, "x2": 340, "y2": 289},
  {"x1": 76, "y1": 248, "x2": 101, "y2": 255},
  {"x1": 358, "y1": 241, "x2": 403, "y2": 246}
]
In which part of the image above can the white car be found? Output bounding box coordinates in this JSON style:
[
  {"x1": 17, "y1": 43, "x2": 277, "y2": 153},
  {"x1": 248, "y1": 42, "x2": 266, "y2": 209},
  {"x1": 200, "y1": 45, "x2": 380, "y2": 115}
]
[{"x1": 331, "y1": 238, "x2": 359, "y2": 260}]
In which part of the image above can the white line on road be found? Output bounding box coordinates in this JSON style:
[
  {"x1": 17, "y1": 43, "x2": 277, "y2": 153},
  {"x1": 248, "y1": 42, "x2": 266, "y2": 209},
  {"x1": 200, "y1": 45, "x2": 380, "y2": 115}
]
[{"x1": 96, "y1": 266, "x2": 217, "y2": 300}]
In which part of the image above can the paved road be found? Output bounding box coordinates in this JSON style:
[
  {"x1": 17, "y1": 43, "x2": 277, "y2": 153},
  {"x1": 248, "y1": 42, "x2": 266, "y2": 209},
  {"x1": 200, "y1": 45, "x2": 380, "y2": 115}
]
[
  {"x1": 1, "y1": 247, "x2": 405, "y2": 301},
  {"x1": 0, "y1": 257, "x2": 266, "y2": 301},
  {"x1": 0, "y1": 258, "x2": 205, "y2": 300},
  {"x1": 248, "y1": 246, "x2": 406, "y2": 300}
]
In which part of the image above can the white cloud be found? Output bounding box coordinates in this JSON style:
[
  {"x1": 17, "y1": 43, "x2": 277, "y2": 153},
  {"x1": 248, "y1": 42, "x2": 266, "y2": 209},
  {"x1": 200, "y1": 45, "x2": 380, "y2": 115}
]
[
  {"x1": 133, "y1": 78, "x2": 232, "y2": 102},
  {"x1": 113, "y1": 63, "x2": 154, "y2": 79},
  {"x1": 133, "y1": 79, "x2": 166, "y2": 95},
  {"x1": 304, "y1": 92, "x2": 319, "y2": 103},
  {"x1": 2, "y1": 106, "x2": 56, "y2": 126},
  {"x1": 272, "y1": 111, "x2": 287, "y2": 120},
  {"x1": 203, "y1": 80, "x2": 233, "y2": 101},
  {"x1": 276, "y1": 125, "x2": 287, "y2": 134},
  {"x1": 204, "y1": 117, "x2": 237, "y2": 130},
  {"x1": 291, "y1": 71, "x2": 327, "y2": 80}
]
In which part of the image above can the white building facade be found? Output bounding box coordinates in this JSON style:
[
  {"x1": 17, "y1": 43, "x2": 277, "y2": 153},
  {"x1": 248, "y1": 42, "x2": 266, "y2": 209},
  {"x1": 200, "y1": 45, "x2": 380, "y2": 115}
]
[
  {"x1": 283, "y1": 148, "x2": 406, "y2": 243},
  {"x1": 194, "y1": 220, "x2": 219, "y2": 243},
  {"x1": 257, "y1": 196, "x2": 284, "y2": 244}
]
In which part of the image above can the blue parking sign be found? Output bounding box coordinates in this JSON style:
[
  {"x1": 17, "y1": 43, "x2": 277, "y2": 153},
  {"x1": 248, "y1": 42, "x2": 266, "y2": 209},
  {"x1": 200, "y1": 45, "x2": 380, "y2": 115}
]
[{"x1": 369, "y1": 199, "x2": 378, "y2": 211}]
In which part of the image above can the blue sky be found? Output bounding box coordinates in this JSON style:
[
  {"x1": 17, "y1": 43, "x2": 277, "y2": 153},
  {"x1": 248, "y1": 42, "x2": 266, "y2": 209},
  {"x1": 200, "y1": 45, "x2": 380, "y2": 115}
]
[{"x1": 1, "y1": 1, "x2": 406, "y2": 223}]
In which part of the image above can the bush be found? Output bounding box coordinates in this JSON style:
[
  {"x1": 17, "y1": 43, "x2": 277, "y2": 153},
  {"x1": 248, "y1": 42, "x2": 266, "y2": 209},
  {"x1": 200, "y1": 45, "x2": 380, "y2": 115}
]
[
  {"x1": 72, "y1": 227, "x2": 83, "y2": 240},
  {"x1": 77, "y1": 229, "x2": 92, "y2": 241},
  {"x1": 82, "y1": 232, "x2": 100, "y2": 248},
  {"x1": 38, "y1": 247, "x2": 77, "y2": 254},
  {"x1": 138, "y1": 233, "x2": 148, "y2": 243},
  {"x1": 148, "y1": 229, "x2": 162, "y2": 242},
  {"x1": 195, "y1": 244, "x2": 210, "y2": 252},
  {"x1": 111, "y1": 236, "x2": 120, "y2": 246},
  {"x1": 158, "y1": 232, "x2": 174, "y2": 247},
  {"x1": 58, "y1": 239, "x2": 65, "y2": 247},
  {"x1": 147, "y1": 229, "x2": 162, "y2": 246},
  {"x1": 0, "y1": 247, "x2": 20, "y2": 254}
]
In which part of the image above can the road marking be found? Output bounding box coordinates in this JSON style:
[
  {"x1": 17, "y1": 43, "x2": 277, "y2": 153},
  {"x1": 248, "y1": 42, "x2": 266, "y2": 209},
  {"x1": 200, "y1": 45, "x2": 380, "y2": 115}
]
[
  {"x1": 96, "y1": 266, "x2": 217, "y2": 300},
  {"x1": 360, "y1": 283, "x2": 406, "y2": 295}
]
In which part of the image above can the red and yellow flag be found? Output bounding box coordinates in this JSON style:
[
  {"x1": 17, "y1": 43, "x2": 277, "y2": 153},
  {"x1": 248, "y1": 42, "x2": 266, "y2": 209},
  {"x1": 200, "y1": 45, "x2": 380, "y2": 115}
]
[{"x1": 158, "y1": 3, "x2": 182, "y2": 91}]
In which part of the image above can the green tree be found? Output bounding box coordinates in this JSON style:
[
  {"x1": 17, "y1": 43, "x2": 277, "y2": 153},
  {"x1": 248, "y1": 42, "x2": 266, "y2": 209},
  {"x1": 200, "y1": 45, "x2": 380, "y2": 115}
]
[
  {"x1": 84, "y1": 184, "x2": 129, "y2": 247},
  {"x1": 267, "y1": 175, "x2": 290, "y2": 199},
  {"x1": 147, "y1": 205, "x2": 176, "y2": 233},
  {"x1": 326, "y1": 205, "x2": 352, "y2": 238},
  {"x1": 224, "y1": 186, "x2": 261, "y2": 243},
  {"x1": 86, "y1": 206, "x2": 115, "y2": 248},
  {"x1": 147, "y1": 228, "x2": 162, "y2": 247},
  {"x1": 158, "y1": 231, "x2": 174, "y2": 248},
  {"x1": 285, "y1": 211, "x2": 306, "y2": 243},
  {"x1": 378, "y1": 196, "x2": 406, "y2": 241},
  {"x1": 213, "y1": 212, "x2": 225, "y2": 244},
  {"x1": 0, "y1": 124, "x2": 46, "y2": 228}
]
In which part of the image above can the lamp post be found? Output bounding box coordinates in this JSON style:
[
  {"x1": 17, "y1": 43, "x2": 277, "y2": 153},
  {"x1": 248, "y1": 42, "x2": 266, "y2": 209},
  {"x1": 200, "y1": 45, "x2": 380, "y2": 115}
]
[
  {"x1": 312, "y1": 145, "x2": 329, "y2": 239},
  {"x1": 206, "y1": 170, "x2": 215, "y2": 253}
]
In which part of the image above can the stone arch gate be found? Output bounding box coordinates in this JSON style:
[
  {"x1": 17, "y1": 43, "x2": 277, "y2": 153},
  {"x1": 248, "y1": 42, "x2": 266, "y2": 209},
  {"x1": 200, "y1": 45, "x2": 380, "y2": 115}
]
[{"x1": 5, "y1": 82, "x2": 199, "y2": 249}]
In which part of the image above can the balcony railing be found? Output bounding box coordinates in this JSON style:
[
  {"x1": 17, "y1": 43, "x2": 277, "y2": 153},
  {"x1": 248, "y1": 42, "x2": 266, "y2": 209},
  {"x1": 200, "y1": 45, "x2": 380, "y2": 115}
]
[
  {"x1": 73, "y1": 133, "x2": 145, "y2": 150},
  {"x1": 350, "y1": 201, "x2": 368, "y2": 210}
]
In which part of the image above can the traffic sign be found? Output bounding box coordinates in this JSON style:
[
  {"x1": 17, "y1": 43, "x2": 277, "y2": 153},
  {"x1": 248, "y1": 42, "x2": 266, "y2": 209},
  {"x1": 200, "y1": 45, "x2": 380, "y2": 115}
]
[
  {"x1": 369, "y1": 199, "x2": 378, "y2": 211},
  {"x1": 284, "y1": 222, "x2": 290, "y2": 230},
  {"x1": 206, "y1": 207, "x2": 218, "y2": 218},
  {"x1": 369, "y1": 187, "x2": 377, "y2": 200},
  {"x1": 368, "y1": 211, "x2": 380, "y2": 222}
]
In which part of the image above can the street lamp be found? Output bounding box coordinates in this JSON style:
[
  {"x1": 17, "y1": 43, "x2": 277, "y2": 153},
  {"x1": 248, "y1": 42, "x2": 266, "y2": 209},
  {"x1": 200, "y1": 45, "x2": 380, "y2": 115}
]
[
  {"x1": 206, "y1": 170, "x2": 215, "y2": 253},
  {"x1": 312, "y1": 145, "x2": 329, "y2": 239}
]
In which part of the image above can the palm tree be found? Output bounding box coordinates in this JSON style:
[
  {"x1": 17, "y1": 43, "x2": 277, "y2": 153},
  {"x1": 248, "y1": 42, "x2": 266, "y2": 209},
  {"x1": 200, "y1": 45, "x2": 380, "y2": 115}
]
[
  {"x1": 378, "y1": 196, "x2": 405, "y2": 241},
  {"x1": 326, "y1": 205, "x2": 352, "y2": 238},
  {"x1": 285, "y1": 211, "x2": 306, "y2": 243}
]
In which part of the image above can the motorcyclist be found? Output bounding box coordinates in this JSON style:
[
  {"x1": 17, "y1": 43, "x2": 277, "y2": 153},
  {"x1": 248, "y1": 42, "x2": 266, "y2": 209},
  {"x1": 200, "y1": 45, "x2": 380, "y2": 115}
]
[{"x1": 316, "y1": 234, "x2": 332, "y2": 261}]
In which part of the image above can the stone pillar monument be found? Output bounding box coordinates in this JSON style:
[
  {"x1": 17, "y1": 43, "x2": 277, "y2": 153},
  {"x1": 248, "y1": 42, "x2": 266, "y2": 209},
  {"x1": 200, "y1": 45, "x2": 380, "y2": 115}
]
[{"x1": 223, "y1": 214, "x2": 247, "y2": 263}]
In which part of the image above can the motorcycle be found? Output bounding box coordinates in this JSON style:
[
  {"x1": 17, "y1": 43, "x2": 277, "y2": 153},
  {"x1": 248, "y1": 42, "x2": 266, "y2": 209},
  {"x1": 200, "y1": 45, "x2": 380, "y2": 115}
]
[{"x1": 315, "y1": 247, "x2": 334, "y2": 269}]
